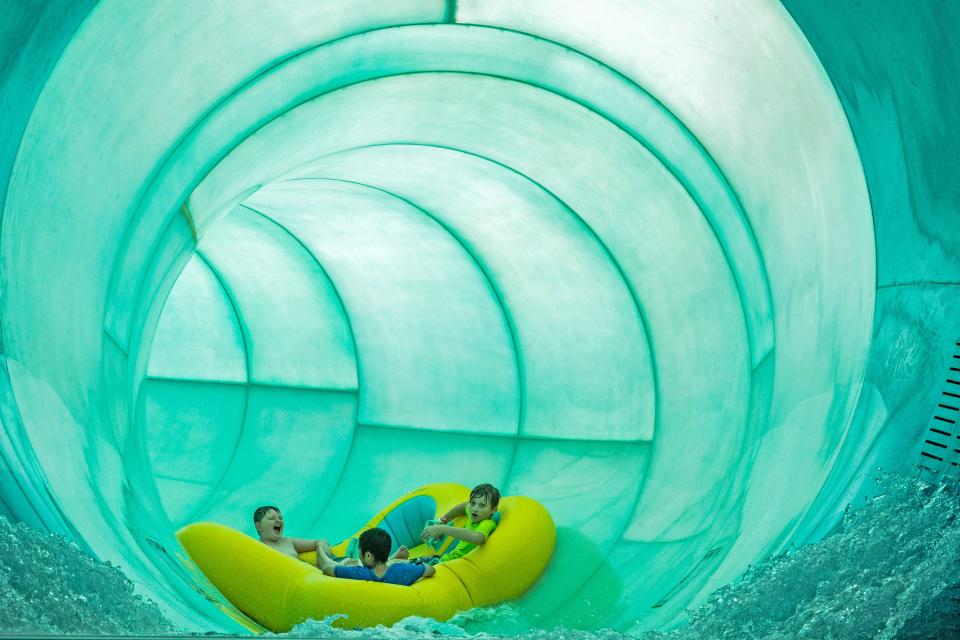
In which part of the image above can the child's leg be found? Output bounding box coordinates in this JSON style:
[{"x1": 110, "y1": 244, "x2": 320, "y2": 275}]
[{"x1": 317, "y1": 538, "x2": 335, "y2": 556}]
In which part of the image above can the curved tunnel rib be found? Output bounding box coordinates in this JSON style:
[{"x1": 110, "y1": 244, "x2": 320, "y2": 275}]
[
  {"x1": 279, "y1": 150, "x2": 660, "y2": 514},
  {"x1": 273, "y1": 177, "x2": 529, "y2": 503},
  {"x1": 281, "y1": 145, "x2": 658, "y2": 440},
  {"x1": 10, "y1": 1, "x2": 957, "y2": 635},
  {"x1": 173, "y1": 252, "x2": 252, "y2": 525}
]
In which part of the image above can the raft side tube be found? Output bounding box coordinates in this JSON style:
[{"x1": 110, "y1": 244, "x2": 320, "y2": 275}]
[
  {"x1": 444, "y1": 495, "x2": 556, "y2": 606},
  {"x1": 177, "y1": 521, "x2": 313, "y2": 632}
]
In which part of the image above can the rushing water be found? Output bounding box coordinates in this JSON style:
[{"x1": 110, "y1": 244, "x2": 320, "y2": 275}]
[
  {"x1": 0, "y1": 518, "x2": 173, "y2": 635},
  {"x1": 1, "y1": 474, "x2": 958, "y2": 638}
]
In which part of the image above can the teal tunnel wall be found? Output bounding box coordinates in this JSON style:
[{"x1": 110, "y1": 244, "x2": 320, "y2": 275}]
[{"x1": 0, "y1": 1, "x2": 957, "y2": 633}]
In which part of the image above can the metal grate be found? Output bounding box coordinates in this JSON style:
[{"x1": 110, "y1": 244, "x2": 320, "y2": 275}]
[{"x1": 918, "y1": 340, "x2": 960, "y2": 478}]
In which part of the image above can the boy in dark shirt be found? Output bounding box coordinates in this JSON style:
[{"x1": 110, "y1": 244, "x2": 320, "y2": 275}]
[{"x1": 318, "y1": 527, "x2": 435, "y2": 585}]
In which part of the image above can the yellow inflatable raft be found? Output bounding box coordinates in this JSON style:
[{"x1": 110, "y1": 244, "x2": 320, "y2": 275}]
[{"x1": 177, "y1": 483, "x2": 555, "y2": 631}]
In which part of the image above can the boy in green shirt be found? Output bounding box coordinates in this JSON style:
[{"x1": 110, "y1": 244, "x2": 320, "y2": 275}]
[{"x1": 417, "y1": 483, "x2": 500, "y2": 563}]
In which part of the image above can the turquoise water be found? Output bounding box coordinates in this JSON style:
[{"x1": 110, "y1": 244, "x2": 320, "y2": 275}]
[
  {"x1": 2, "y1": 474, "x2": 958, "y2": 637},
  {"x1": 2, "y1": 0, "x2": 959, "y2": 636},
  {"x1": 0, "y1": 516, "x2": 173, "y2": 635}
]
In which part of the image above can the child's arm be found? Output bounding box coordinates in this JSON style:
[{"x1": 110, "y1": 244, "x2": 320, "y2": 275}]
[
  {"x1": 291, "y1": 537, "x2": 333, "y2": 555},
  {"x1": 438, "y1": 502, "x2": 467, "y2": 524},
  {"x1": 420, "y1": 523, "x2": 488, "y2": 545}
]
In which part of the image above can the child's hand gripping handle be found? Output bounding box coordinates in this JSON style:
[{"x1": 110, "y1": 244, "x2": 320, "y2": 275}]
[{"x1": 423, "y1": 518, "x2": 447, "y2": 550}]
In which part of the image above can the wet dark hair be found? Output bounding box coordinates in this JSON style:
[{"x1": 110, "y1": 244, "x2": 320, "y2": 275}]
[
  {"x1": 358, "y1": 527, "x2": 392, "y2": 563},
  {"x1": 470, "y1": 483, "x2": 501, "y2": 508},
  {"x1": 253, "y1": 505, "x2": 280, "y2": 525}
]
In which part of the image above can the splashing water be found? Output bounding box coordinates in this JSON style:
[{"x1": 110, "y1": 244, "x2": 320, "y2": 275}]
[
  {"x1": 0, "y1": 515, "x2": 175, "y2": 636},
  {"x1": 276, "y1": 607, "x2": 629, "y2": 640},
  {"x1": 1, "y1": 473, "x2": 958, "y2": 638},
  {"x1": 642, "y1": 473, "x2": 960, "y2": 640}
]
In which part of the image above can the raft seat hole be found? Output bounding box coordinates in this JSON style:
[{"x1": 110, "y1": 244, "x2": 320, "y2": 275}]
[{"x1": 378, "y1": 495, "x2": 438, "y2": 554}]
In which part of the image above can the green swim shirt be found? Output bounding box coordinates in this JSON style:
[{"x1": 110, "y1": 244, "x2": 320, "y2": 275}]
[{"x1": 441, "y1": 505, "x2": 497, "y2": 562}]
